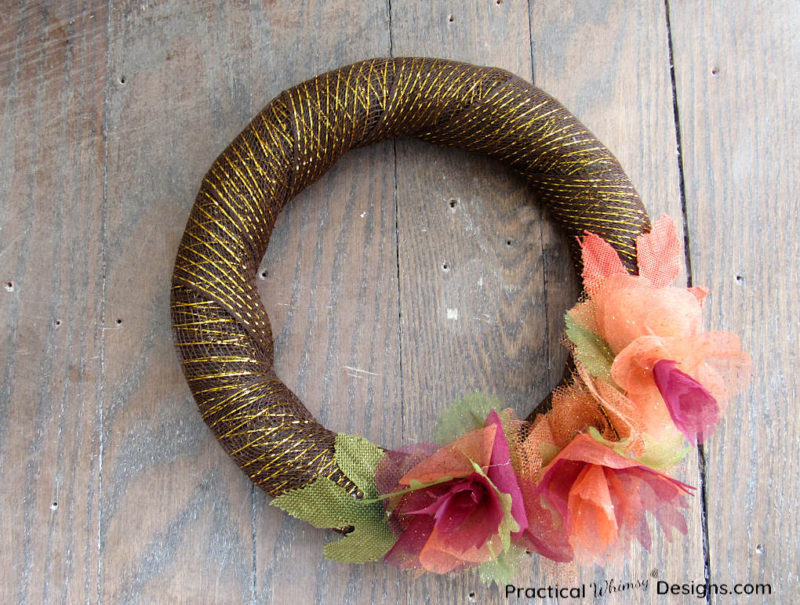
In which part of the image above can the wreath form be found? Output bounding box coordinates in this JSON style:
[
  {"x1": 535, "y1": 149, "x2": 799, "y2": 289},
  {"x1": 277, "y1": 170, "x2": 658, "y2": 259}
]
[{"x1": 172, "y1": 58, "x2": 748, "y2": 575}]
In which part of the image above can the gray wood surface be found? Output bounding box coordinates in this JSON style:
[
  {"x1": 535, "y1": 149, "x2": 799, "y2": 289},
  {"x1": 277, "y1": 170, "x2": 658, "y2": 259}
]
[
  {"x1": 1, "y1": 1, "x2": 796, "y2": 603},
  {"x1": 669, "y1": 1, "x2": 800, "y2": 602}
]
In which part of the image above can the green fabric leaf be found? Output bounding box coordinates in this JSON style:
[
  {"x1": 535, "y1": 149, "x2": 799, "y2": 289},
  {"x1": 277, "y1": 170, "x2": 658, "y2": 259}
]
[
  {"x1": 270, "y1": 477, "x2": 362, "y2": 529},
  {"x1": 477, "y1": 543, "x2": 527, "y2": 587},
  {"x1": 271, "y1": 470, "x2": 398, "y2": 564},
  {"x1": 539, "y1": 442, "x2": 560, "y2": 468},
  {"x1": 323, "y1": 518, "x2": 397, "y2": 564},
  {"x1": 638, "y1": 430, "x2": 690, "y2": 470},
  {"x1": 334, "y1": 434, "x2": 385, "y2": 498},
  {"x1": 586, "y1": 426, "x2": 689, "y2": 471},
  {"x1": 434, "y1": 392, "x2": 504, "y2": 445},
  {"x1": 565, "y1": 313, "x2": 615, "y2": 378}
]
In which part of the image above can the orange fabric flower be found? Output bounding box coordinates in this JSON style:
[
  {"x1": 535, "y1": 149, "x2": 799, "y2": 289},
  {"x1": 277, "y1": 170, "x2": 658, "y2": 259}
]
[
  {"x1": 611, "y1": 331, "x2": 751, "y2": 441},
  {"x1": 536, "y1": 434, "x2": 693, "y2": 564},
  {"x1": 516, "y1": 361, "x2": 645, "y2": 482},
  {"x1": 570, "y1": 215, "x2": 751, "y2": 441},
  {"x1": 573, "y1": 216, "x2": 705, "y2": 354}
]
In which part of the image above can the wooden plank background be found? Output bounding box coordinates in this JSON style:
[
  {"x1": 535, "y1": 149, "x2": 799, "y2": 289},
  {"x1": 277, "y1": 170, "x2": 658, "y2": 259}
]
[{"x1": 0, "y1": 1, "x2": 796, "y2": 603}]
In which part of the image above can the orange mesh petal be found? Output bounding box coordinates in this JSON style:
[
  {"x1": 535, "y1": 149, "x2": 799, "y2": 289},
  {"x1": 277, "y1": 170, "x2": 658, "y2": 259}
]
[
  {"x1": 610, "y1": 338, "x2": 676, "y2": 436},
  {"x1": 674, "y1": 332, "x2": 752, "y2": 405},
  {"x1": 611, "y1": 331, "x2": 750, "y2": 435},
  {"x1": 595, "y1": 282, "x2": 703, "y2": 354},
  {"x1": 516, "y1": 415, "x2": 556, "y2": 481},
  {"x1": 576, "y1": 363, "x2": 645, "y2": 456},
  {"x1": 568, "y1": 299, "x2": 600, "y2": 333},
  {"x1": 401, "y1": 424, "x2": 497, "y2": 484},
  {"x1": 611, "y1": 336, "x2": 668, "y2": 393},
  {"x1": 688, "y1": 285, "x2": 709, "y2": 305},
  {"x1": 419, "y1": 527, "x2": 498, "y2": 572},
  {"x1": 548, "y1": 382, "x2": 611, "y2": 448},
  {"x1": 518, "y1": 364, "x2": 646, "y2": 479},
  {"x1": 567, "y1": 464, "x2": 619, "y2": 560}
]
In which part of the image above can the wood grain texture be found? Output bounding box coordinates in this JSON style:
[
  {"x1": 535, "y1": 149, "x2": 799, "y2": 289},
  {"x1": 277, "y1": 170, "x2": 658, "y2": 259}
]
[
  {"x1": 0, "y1": 3, "x2": 107, "y2": 603},
  {"x1": 391, "y1": 0, "x2": 548, "y2": 428},
  {"x1": 100, "y1": 3, "x2": 257, "y2": 603},
  {"x1": 669, "y1": 1, "x2": 799, "y2": 602},
  {"x1": 0, "y1": 1, "x2": 796, "y2": 604}
]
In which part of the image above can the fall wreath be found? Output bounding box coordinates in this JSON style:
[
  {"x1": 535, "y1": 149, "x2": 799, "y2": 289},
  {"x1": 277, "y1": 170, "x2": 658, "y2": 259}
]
[{"x1": 171, "y1": 58, "x2": 750, "y2": 584}]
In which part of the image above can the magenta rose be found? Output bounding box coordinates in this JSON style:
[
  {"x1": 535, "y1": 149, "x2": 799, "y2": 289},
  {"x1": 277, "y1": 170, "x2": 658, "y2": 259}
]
[{"x1": 376, "y1": 410, "x2": 527, "y2": 574}]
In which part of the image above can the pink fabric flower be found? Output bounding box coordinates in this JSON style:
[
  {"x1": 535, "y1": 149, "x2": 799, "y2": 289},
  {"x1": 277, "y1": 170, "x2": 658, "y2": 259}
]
[
  {"x1": 376, "y1": 410, "x2": 527, "y2": 574},
  {"x1": 536, "y1": 434, "x2": 694, "y2": 564},
  {"x1": 653, "y1": 359, "x2": 719, "y2": 444}
]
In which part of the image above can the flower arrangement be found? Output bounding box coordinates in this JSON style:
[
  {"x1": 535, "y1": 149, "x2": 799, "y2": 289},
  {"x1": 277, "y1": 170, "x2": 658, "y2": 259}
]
[{"x1": 271, "y1": 216, "x2": 750, "y2": 584}]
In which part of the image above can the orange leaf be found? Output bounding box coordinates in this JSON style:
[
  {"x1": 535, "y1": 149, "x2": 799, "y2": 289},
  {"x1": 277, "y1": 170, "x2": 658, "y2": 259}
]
[
  {"x1": 636, "y1": 215, "x2": 683, "y2": 287},
  {"x1": 580, "y1": 232, "x2": 627, "y2": 295}
]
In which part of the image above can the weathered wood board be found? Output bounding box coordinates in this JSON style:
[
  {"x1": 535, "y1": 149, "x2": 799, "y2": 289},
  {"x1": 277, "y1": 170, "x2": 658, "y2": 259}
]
[{"x1": 1, "y1": 2, "x2": 796, "y2": 603}]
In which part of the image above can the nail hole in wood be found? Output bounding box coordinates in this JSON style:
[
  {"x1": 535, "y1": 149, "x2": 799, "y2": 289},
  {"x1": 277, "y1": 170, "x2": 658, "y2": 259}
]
[
  {"x1": 448, "y1": 198, "x2": 458, "y2": 209},
  {"x1": 259, "y1": 269, "x2": 268, "y2": 279},
  {"x1": 115, "y1": 318, "x2": 123, "y2": 325},
  {"x1": 711, "y1": 66, "x2": 719, "y2": 76},
  {"x1": 506, "y1": 239, "x2": 513, "y2": 246},
  {"x1": 50, "y1": 502, "x2": 58, "y2": 510},
  {"x1": 735, "y1": 274, "x2": 743, "y2": 283},
  {"x1": 448, "y1": 14, "x2": 454, "y2": 22},
  {"x1": 756, "y1": 543, "x2": 764, "y2": 554},
  {"x1": 119, "y1": 75, "x2": 126, "y2": 84},
  {"x1": 55, "y1": 319, "x2": 62, "y2": 327},
  {"x1": 4, "y1": 281, "x2": 13, "y2": 292},
  {"x1": 442, "y1": 263, "x2": 450, "y2": 271}
]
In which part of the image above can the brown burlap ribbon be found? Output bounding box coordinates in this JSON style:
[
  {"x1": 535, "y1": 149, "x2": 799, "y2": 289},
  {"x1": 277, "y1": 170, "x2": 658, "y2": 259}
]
[{"x1": 171, "y1": 57, "x2": 650, "y2": 499}]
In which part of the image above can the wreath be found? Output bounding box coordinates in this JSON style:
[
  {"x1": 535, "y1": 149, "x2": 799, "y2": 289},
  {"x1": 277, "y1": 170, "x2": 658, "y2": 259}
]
[{"x1": 171, "y1": 58, "x2": 750, "y2": 584}]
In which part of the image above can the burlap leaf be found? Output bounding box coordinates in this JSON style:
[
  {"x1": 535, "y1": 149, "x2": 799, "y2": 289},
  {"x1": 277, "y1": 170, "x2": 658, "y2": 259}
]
[
  {"x1": 565, "y1": 313, "x2": 615, "y2": 378},
  {"x1": 334, "y1": 434, "x2": 384, "y2": 498},
  {"x1": 477, "y1": 543, "x2": 527, "y2": 587},
  {"x1": 323, "y1": 517, "x2": 397, "y2": 564},
  {"x1": 270, "y1": 477, "x2": 361, "y2": 529},
  {"x1": 433, "y1": 392, "x2": 504, "y2": 445},
  {"x1": 271, "y1": 461, "x2": 397, "y2": 563}
]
